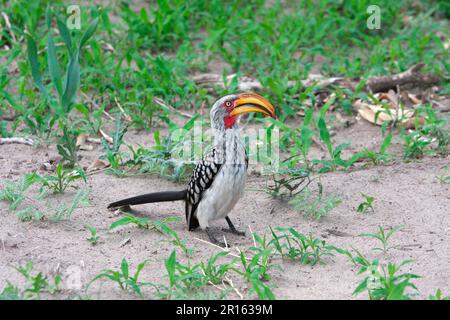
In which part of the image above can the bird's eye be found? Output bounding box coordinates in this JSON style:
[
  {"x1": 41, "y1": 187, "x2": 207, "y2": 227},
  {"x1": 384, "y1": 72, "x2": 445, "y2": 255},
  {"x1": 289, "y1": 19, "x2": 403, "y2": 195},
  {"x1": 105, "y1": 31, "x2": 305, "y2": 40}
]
[{"x1": 225, "y1": 101, "x2": 232, "y2": 108}]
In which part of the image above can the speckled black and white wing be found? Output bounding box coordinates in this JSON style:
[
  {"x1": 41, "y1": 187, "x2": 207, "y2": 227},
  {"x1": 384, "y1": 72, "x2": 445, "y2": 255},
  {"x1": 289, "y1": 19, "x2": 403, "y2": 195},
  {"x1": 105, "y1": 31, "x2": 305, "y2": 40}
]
[{"x1": 185, "y1": 148, "x2": 222, "y2": 230}]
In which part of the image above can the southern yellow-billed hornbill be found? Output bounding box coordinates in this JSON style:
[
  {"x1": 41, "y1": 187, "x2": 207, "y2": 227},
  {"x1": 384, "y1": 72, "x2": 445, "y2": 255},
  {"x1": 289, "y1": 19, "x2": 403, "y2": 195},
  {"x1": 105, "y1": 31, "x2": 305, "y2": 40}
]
[{"x1": 108, "y1": 93, "x2": 276, "y2": 247}]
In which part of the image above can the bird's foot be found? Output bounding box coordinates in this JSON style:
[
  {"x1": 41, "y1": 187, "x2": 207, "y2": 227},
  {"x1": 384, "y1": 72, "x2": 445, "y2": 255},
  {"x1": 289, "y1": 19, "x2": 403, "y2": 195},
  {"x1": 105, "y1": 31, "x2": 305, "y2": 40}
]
[
  {"x1": 221, "y1": 227, "x2": 246, "y2": 237},
  {"x1": 224, "y1": 217, "x2": 246, "y2": 236},
  {"x1": 206, "y1": 227, "x2": 229, "y2": 248}
]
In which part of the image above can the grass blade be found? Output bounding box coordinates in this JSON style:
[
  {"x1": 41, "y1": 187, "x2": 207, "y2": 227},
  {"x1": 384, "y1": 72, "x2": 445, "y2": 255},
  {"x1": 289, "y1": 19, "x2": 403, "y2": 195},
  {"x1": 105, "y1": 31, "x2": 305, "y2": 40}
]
[
  {"x1": 56, "y1": 16, "x2": 72, "y2": 54},
  {"x1": 26, "y1": 34, "x2": 48, "y2": 98},
  {"x1": 47, "y1": 32, "x2": 63, "y2": 99},
  {"x1": 79, "y1": 17, "x2": 99, "y2": 49},
  {"x1": 61, "y1": 49, "x2": 80, "y2": 110}
]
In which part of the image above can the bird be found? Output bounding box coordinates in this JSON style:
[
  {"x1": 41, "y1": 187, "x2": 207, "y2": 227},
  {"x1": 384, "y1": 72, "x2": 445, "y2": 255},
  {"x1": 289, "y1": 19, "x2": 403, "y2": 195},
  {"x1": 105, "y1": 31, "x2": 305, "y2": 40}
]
[{"x1": 107, "y1": 92, "x2": 276, "y2": 247}]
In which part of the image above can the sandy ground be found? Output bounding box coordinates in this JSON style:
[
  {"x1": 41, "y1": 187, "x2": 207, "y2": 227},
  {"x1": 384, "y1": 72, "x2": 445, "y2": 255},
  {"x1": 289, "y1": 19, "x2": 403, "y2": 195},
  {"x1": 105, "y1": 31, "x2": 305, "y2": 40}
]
[{"x1": 1, "y1": 114, "x2": 449, "y2": 300}]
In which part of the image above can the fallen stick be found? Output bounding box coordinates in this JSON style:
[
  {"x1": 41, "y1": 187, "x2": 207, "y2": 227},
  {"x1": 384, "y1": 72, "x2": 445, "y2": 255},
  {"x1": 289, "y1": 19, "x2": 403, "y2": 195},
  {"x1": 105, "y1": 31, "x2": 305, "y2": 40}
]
[
  {"x1": 0, "y1": 137, "x2": 34, "y2": 145},
  {"x1": 153, "y1": 97, "x2": 193, "y2": 118},
  {"x1": 191, "y1": 63, "x2": 442, "y2": 94},
  {"x1": 364, "y1": 63, "x2": 441, "y2": 92},
  {"x1": 191, "y1": 73, "x2": 343, "y2": 92}
]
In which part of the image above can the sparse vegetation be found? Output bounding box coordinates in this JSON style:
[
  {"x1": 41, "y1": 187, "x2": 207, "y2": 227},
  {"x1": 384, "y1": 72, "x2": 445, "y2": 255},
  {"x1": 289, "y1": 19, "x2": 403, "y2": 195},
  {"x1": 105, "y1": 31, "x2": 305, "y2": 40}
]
[
  {"x1": 0, "y1": 0, "x2": 448, "y2": 300},
  {"x1": 357, "y1": 193, "x2": 375, "y2": 214},
  {"x1": 0, "y1": 262, "x2": 61, "y2": 300},
  {"x1": 85, "y1": 224, "x2": 100, "y2": 246},
  {"x1": 353, "y1": 256, "x2": 420, "y2": 300},
  {"x1": 89, "y1": 258, "x2": 150, "y2": 297},
  {"x1": 360, "y1": 225, "x2": 402, "y2": 254}
]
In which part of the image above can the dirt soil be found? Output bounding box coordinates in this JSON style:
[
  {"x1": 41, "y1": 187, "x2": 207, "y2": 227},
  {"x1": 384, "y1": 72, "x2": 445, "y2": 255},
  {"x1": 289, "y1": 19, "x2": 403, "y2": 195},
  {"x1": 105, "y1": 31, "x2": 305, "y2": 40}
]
[{"x1": 0, "y1": 116, "x2": 449, "y2": 300}]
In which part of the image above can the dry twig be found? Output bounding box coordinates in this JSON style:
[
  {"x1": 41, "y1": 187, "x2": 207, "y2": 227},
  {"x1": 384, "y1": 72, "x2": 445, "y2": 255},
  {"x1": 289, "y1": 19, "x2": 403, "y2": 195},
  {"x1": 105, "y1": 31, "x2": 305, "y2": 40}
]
[{"x1": 0, "y1": 137, "x2": 34, "y2": 145}]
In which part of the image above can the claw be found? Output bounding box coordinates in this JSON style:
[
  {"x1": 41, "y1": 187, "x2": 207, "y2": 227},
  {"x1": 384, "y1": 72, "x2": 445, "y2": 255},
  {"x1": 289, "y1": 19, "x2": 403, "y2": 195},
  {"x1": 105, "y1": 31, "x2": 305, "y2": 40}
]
[
  {"x1": 222, "y1": 227, "x2": 246, "y2": 236},
  {"x1": 205, "y1": 227, "x2": 229, "y2": 248}
]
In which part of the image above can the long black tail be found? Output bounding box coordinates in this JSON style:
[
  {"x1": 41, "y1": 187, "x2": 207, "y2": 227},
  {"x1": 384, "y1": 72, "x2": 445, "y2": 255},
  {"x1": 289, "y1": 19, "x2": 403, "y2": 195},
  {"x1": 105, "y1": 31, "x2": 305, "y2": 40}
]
[{"x1": 107, "y1": 190, "x2": 187, "y2": 209}]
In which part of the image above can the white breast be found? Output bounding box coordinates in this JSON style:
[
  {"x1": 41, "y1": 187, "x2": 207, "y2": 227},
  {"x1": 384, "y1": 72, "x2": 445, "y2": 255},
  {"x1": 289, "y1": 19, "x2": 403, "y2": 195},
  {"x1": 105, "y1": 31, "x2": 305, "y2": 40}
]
[{"x1": 195, "y1": 129, "x2": 247, "y2": 229}]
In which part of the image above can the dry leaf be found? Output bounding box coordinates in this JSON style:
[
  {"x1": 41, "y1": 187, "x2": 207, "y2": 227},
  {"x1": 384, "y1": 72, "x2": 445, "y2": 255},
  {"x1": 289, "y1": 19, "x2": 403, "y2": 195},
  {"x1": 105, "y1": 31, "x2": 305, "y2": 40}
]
[
  {"x1": 86, "y1": 137, "x2": 102, "y2": 144},
  {"x1": 87, "y1": 159, "x2": 109, "y2": 172},
  {"x1": 354, "y1": 91, "x2": 424, "y2": 129},
  {"x1": 356, "y1": 101, "x2": 417, "y2": 128},
  {"x1": 79, "y1": 144, "x2": 94, "y2": 151},
  {"x1": 99, "y1": 129, "x2": 113, "y2": 144},
  {"x1": 76, "y1": 133, "x2": 89, "y2": 146},
  {"x1": 407, "y1": 93, "x2": 421, "y2": 105}
]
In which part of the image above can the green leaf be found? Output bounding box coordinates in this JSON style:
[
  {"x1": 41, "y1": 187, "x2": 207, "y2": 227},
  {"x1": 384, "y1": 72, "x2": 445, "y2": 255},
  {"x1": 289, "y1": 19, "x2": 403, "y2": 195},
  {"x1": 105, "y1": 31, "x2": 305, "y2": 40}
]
[
  {"x1": 61, "y1": 49, "x2": 80, "y2": 110},
  {"x1": 45, "y1": 5, "x2": 52, "y2": 29},
  {"x1": 353, "y1": 278, "x2": 368, "y2": 296},
  {"x1": 133, "y1": 260, "x2": 150, "y2": 281},
  {"x1": 120, "y1": 258, "x2": 129, "y2": 280},
  {"x1": 79, "y1": 17, "x2": 99, "y2": 49},
  {"x1": 109, "y1": 217, "x2": 132, "y2": 230},
  {"x1": 165, "y1": 251, "x2": 177, "y2": 286},
  {"x1": 56, "y1": 16, "x2": 72, "y2": 54},
  {"x1": 26, "y1": 34, "x2": 48, "y2": 98},
  {"x1": 47, "y1": 26, "x2": 63, "y2": 99},
  {"x1": 317, "y1": 117, "x2": 332, "y2": 155},
  {"x1": 380, "y1": 132, "x2": 392, "y2": 154}
]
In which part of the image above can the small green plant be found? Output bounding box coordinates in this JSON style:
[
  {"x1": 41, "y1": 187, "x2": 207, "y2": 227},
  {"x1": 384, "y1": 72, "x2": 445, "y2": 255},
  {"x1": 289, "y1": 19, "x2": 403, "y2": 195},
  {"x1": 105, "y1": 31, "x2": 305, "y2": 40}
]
[
  {"x1": 109, "y1": 213, "x2": 159, "y2": 230},
  {"x1": 85, "y1": 225, "x2": 99, "y2": 245},
  {"x1": 415, "y1": 104, "x2": 450, "y2": 155},
  {"x1": 270, "y1": 227, "x2": 340, "y2": 265},
  {"x1": 89, "y1": 258, "x2": 150, "y2": 297},
  {"x1": 357, "y1": 193, "x2": 375, "y2": 214},
  {"x1": 289, "y1": 184, "x2": 342, "y2": 220},
  {"x1": 154, "y1": 250, "x2": 208, "y2": 299},
  {"x1": 136, "y1": 123, "x2": 197, "y2": 182},
  {"x1": 402, "y1": 130, "x2": 431, "y2": 159},
  {"x1": 264, "y1": 167, "x2": 312, "y2": 200},
  {"x1": 152, "y1": 250, "x2": 236, "y2": 300},
  {"x1": 0, "y1": 283, "x2": 21, "y2": 300},
  {"x1": 153, "y1": 219, "x2": 192, "y2": 256},
  {"x1": 0, "y1": 173, "x2": 39, "y2": 210},
  {"x1": 27, "y1": 8, "x2": 99, "y2": 112},
  {"x1": 109, "y1": 213, "x2": 151, "y2": 229},
  {"x1": 358, "y1": 132, "x2": 393, "y2": 165},
  {"x1": 101, "y1": 114, "x2": 128, "y2": 175},
  {"x1": 428, "y1": 289, "x2": 450, "y2": 300},
  {"x1": 353, "y1": 255, "x2": 420, "y2": 300},
  {"x1": 0, "y1": 261, "x2": 61, "y2": 300},
  {"x1": 249, "y1": 276, "x2": 276, "y2": 300},
  {"x1": 233, "y1": 249, "x2": 276, "y2": 300},
  {"x1": 436, "y1": 164, "x2": 450, "y2": 184},
  {"x1": 200, "y1": 252, "x2": 233, "y2": 285},
  {"x1": 236, "y1": 248, "x2": 273, "y2": 283},
  {"x1": 57, "y1": 124, "x2": 79, "y2": 168},
  {"x1": 39, "y1": 163, "x2": 86, "y2": 194},
  {"x1": 22, "y1": 8, "x2": 99, "y2": 139},
  {"x1": 0, "y1": 173, "x2": 89, "y2": 221},
  {"x1": 312, "y1": 97, "x2": 365, "y2": 172},
  {"x1": 50, "y1": 188, "x2": 90, "y2": 221},
  {"x1": 360, "y1": 225, "x2": 402, "y2": 254}
]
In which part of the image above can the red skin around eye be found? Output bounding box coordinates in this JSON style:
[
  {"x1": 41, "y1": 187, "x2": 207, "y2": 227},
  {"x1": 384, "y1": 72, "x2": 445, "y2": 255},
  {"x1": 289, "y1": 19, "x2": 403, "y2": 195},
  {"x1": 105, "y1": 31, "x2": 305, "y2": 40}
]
[
  {"x1": 224, "y1": 115, "x2": 237, "y2": 129},
  {"x1": 224, "y1": 101, "x2": 234, "y2": 112}
]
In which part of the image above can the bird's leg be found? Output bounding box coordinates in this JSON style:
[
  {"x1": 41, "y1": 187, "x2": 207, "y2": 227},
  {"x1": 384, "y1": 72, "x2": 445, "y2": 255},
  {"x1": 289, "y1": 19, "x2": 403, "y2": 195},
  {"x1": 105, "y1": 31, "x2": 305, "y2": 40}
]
[
  {"x1": 205, "y1": 227, "x2": 228, "y2": 248},
  {"x1": 222, "y1": 216, "x2": 246, "y2": 236}
]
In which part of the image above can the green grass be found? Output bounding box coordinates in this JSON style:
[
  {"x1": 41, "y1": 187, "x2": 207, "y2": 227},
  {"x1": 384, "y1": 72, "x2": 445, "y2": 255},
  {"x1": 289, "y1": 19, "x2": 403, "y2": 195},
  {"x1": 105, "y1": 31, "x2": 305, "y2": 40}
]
[
  {"x1": 89, "y1": 258, "x2": 150, "y2": 297},
  {"x1": 0, "y1": 0, "x2": 449, "y2": 300},
  {"x1": 360, "y1": 225, "x2": 402, "y2": 254},
  {"x1": 1, "y1": 0, "x2": 448, "y2": 177},
  {"x1": 352, "y1": 255, "x2": 420, "y2": 300},
  {"x1": 0, "y1": 261, "x2": 61, "y2": 300}
]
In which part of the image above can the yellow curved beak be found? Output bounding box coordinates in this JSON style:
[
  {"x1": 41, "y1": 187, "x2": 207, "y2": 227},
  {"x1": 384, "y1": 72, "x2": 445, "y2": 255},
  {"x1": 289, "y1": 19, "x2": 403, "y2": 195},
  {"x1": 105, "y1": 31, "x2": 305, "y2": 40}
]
[{"x1": 230, "y1": 93, "x2": 276, "y2": 118}]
